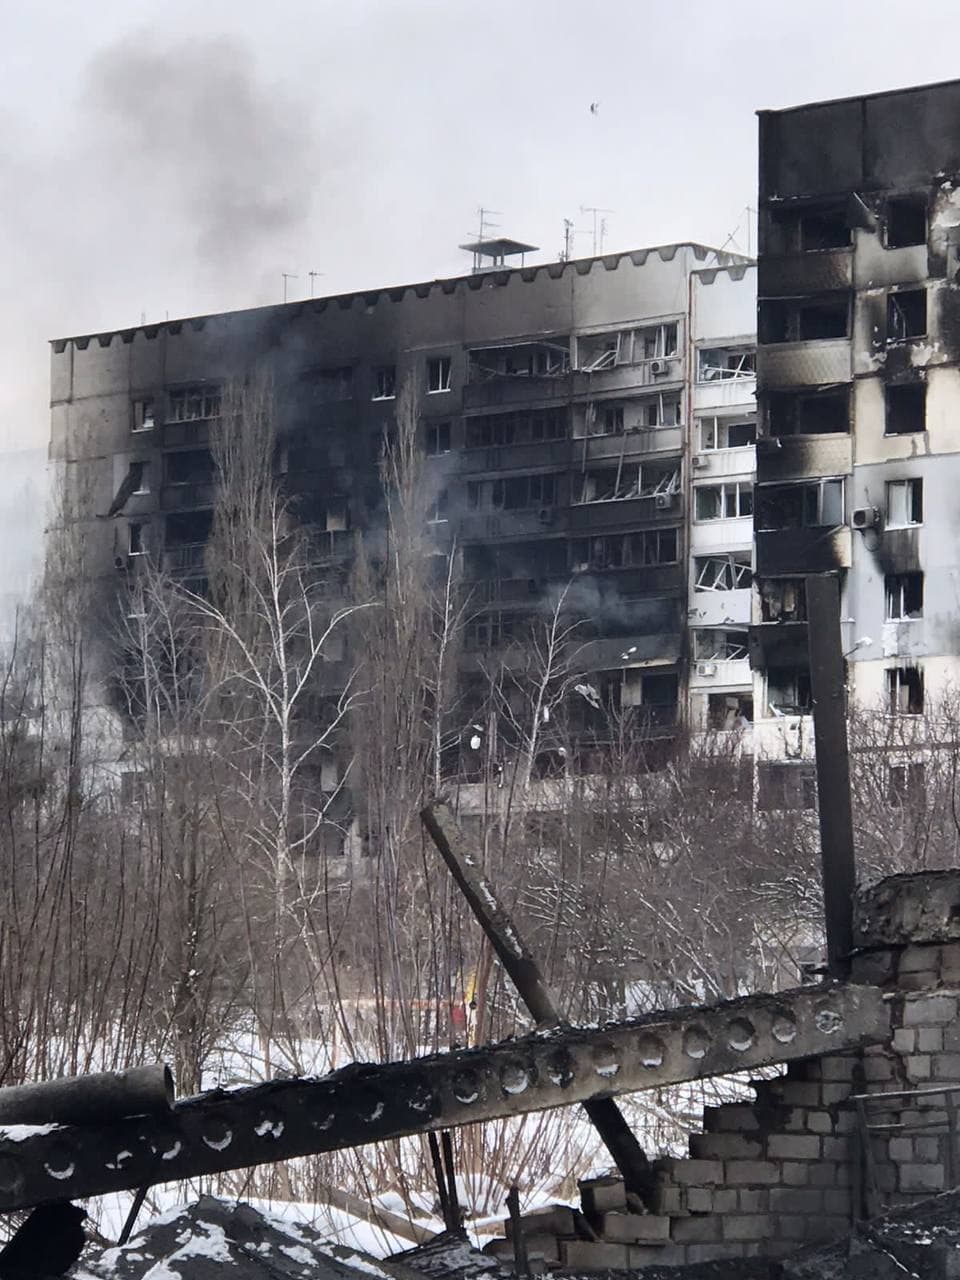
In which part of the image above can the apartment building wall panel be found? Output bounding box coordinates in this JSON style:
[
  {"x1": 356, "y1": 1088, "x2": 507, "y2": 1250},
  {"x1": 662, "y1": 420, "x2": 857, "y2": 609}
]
[
  {"x1": 759, "y1": 252, "x2": 852, "y2": 297},
  {"x1": 757, "y1": 527, "x2": 851, "y2": 575},
  {"x1": 756, "y1": 436, "x2": 852, "y2": 483},
  {"x1": 758, "y1": 340, "x2": 852, "y2": 390}
]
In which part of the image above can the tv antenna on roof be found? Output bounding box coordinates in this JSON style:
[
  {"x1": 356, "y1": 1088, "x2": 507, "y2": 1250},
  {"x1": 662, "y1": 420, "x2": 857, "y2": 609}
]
[
  {"x1": 460, "y1": 206, "x2": 538, "y2": 274},
  {"x1": 580, "y1": 205, "x2": 614, "y2": 256},
  {"x1": 281, "y1": 273, "x2": 298, "y2": 303}
]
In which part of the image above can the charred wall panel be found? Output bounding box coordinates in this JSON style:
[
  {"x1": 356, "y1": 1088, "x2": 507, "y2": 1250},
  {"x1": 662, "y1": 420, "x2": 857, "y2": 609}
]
[
  {"x1": 865, "y1": 85, "x2": 960, "y2": 188},
  {"x1": 758, "y1": 340, "x2": 852, "y2": 390},
  {"x1": 756, "y1": 436, "x2": 853, "y2": 483},
  {"x1": 759, "y1": 251, "x2": 853, "y2": 298},
  {"x1": 757, "y1": 527, "x2": 851, "y2": 575},
  {"x1": 759, "y1": 102, "x2": 864, "y2": 201}
]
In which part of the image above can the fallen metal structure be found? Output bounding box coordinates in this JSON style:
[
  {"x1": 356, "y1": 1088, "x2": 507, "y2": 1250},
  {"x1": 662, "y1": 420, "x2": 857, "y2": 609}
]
[{"x1": 0, "y1": 980, "x2": 887, "y2": 1213}]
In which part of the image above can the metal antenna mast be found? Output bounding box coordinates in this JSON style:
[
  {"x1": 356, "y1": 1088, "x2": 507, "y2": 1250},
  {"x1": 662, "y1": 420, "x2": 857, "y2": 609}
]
[
  {"x1": 580, "y1": 205, "x2": 614, "y2": 256},
  {"x1": 308, "y1": 271, "x2": 325, "y2": 298},
  {"x1": 281, "y1": 273, "x2": 298, "y2": 303}
]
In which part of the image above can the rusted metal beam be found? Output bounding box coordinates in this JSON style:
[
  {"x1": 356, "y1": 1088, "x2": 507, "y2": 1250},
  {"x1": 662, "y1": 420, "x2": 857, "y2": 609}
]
[
  {"x1": 0, "y1": 981, "x2": 887, "y2": 1212},
  {"x1": 806, "y1": 572, "x2": 857, "y2": 979},
  {"x1": 420, "y1": 802, "x2": 653, "y2": 1199}
]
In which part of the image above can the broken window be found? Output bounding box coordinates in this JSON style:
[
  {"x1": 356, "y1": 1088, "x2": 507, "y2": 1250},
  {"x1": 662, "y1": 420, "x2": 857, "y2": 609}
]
[
  {"x1": 768, "y1": 388, "x2": 848, "y2": 437},
  {"x1": 694, "y1": 629, "x2": 748, "y2": 661},
  {"x1": 164, "y1": 451, "x2": 213, "y2": 486},
  {"x1": 887, "y1": 665, "x2": 924, "y2": 715},
  {"x1": 888, "y1": 761, "x2": 926, "y2": 808},
  {"x1": 885, "y1": 572, "x2": 924, "y2": 621},
  {"x1": 760, "y1": 296, "x2": 849, "y2": 343},
  {"x1": 468, "y1": 341, "x2": 569, "y2": 381},
  {"x1": 695, "y1": 482, "x2": 753, "y2": 520},
  {"x1": 697, "y1": 346, "x2": 756, "y2": 382},
  {"x1": 694, "y1": 553, "x2": 752, "y2": 592},
  {"x1": 427, "y1": 357, "x2": 452, "y2": 393},
  {"x1": 707, "y1": 693, "x2": 753, "y2": 730},
  {"x1": 426, "y1": 422, "x2": 451, "y2": 456},
  {"x1": 757, "y1": 762, "x2": 817, "y2": 811},
  {"x1": 799, "y1": 206, "x2": 850, "y2": 251},
  {"x1": 427, "y1": 490, "x2": 449, "y2": 523},
  {"x1": 699, "y1": 417, "x2": 756, "y2": 450},
  {"x1": 759, "y1": 578, "x2": 807, "y2": 622},
  {"x1": 132, "y1": 398, "x2": 155, "y2": 432},
  {"x1": 766, "y1": 666, "x2": 812, "y2": 716},
  {"x1": 578, "y1": 462, "x2": 679, "y2": 504},
  {"x1": 169, "y1": 386, "x2": 221, "y2": 422},
  {"x1": 571, "y1": 528, "x2": 678, "y2": 571},
  {"x1": 577, "y1": 324, "x2": 678, "y2": 371},
  {"x1": 373, "y1": 365, "x2": 396, "y2": 400},
  {"x1": 584, "y1": 395, "x2": 680, "y2": 436},
  {"x1": 464, "y1": 408, "x2": 567, "y2": 448},
  {"x1": 603, "y1": 405, "x2": 624, "y2": 434},
  {"x1": 464, "y1": 613, "x2": 517, "y2": 651},
  {"x1": 128, "y1": 521, "x2": 146, "y2": 555},
  {"x1": 885, "y1": 196, "x2": 927, "y2": 249},
  {"x1": 130, "y1": 462, "x2": 149, "y2": 495},
  {"x1": 887, "y1": 290, "x2": 927, "y2": 342},
  {"x1": 885, "y1": 383, "x2": 926, "y2": 435},
  {"x1": 756, "y1": 479, "x2": 844, "y2": 530},
  {"x1": 886, "y1": 478, "x2": 923, "y2": 527}
]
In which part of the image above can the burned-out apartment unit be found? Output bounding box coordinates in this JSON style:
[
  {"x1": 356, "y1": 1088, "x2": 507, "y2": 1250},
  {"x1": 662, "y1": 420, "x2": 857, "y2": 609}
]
[
  {"x1": 49, "y1": 242, "x2": 756, "y2": 803},
  {"x1": 752, "y1": 77, "x2": 960, "y2": 796}
]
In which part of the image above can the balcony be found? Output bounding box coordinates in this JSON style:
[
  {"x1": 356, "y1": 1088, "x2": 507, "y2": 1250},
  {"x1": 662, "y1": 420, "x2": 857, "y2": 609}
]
[
  {"x1": 693, "y1": 379, "x2": 756, "y2": 413},
  {"x1": 456, "y1": 439, "x2": 572, "y2": 474},
  {"x1": 570, "y1": 357, "x2": 683, "y2": 398},
  {"x1": 569, "y1": 494, "x2": 680, "y2": 533},
  {"x1": 757, "y1": 526, "x2": 851, "y2": 574},
  {"x1": 457, "y1": 509, "x2": 568, "y2": 541},
  {"x1": 689, "y1": 657, "x2": 752, "y2": 689},
  {"x1": 162, "y1": 543, "x2": 206, "y2": 576},
  {"x1": 161, "y1": 419, "x2": 212, "y2": 449},
  {"x1": 758, "y1": 249, "x2": 852, "y2": 297},
  {"x1": 689, "y1": 446, "x2": 755, "y2": 480},
  {"x1": 688, "y1": 587, "x2": 752, "y2": 629},
  {"x1": 463, "y1": 374, "x2": 574, "y2": 412},
  {"x1": 579, "y1": 426, "x2": 683, "y2": 461},
  {"x1": 758, "y1": 339, "x2": 852, "y2": 390},
  {"x1": 690, "y1": 515, "x2": 753, "y2": 553},
  {"x1": 160, "y1": 482, "x2": 215, "y2": 512},
  {"x1": 748, "y1": 621, "x2": 809, "y2": 670},
  {"x1": 756, "y1": 435, "x2": 852, "y2": 483}
]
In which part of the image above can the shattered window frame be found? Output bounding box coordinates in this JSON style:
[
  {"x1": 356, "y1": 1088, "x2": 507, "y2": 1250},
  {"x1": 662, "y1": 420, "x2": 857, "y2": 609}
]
[
  {"x1": 425, "y1": 422, "x2": 451, "y2": 456},
  {"x1": 887, "y1": 289, "x2": 927, "y2": 343},
  {"x1": 372, "y1": 365, "x2": 397, "y2": 401},
  {"x1": 168, "y1": 385, "x2": 221, "y2": 423},
  {"x1": 887, "y1": 665, "x2": 925, "y2": 716},
  {"x1": 699, "y1": 416, "x2": 757, "y2": 450},
  {"x1": 128, "y1": 521, "x2": 146, "y2": 556},
  {"x1": 888, "y1": 761, "x2": 926, "y2": 808},
  {"x1": 693, "y1": 628, "x2": 749, "y2": 661},
  {"x1": 696, "y1": 345, "x2": 756, "y2": 383},
  {"x1": 693, "y1": 553, "x2": 753, "y2": 592},
  {"x1": 694, "y1": 481, "x2": 754, "y2": 521},
  {"x1": 132, "y1": 398, "x2": 155, "y2": 433}
]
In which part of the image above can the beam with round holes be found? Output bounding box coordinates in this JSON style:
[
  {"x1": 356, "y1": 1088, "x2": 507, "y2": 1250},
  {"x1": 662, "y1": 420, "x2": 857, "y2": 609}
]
[{"x1": 0, "y1": 981, "x2": 888, "y2": 1211}]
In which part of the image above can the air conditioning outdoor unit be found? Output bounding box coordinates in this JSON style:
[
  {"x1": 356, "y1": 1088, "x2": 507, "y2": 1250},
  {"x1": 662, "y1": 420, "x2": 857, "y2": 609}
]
[
  {"x1": 654, "y1": 492, "x2": 674, "y2": 510},
  {"x1": 691, "y1": 455, "x2": 709, "y2": 470},
  {"x1": 650, "y1": 359, "x2": 669, "y2": 377},
  {"x1": 852, "y1": 506, "x2": 880, "y2": 530},
  {"x1": 695, "y1": 662, "x2": 718, "y2": 677}
]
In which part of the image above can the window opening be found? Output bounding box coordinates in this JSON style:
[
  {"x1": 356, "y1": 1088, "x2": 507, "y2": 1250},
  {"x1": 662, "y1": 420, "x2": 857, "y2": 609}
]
[
  {"x1": 768, "y1": 389, "x2": 848, "y2": 437},
  {"x1": 756, "y1": 479, "x2": 844, "y2": 530},
  {"x1": 885, "y1": 572, "x2": 923, "y2": 621},
  {"x1": 886, "y1": 478, "x2": 923, "y2": 527},
  {"x1": 132, "y1": 399, "x2": 155, "y2": 432},
  {"x1": 426, "y1": 422, "x2": 451, "y2": 456},
  {"x1": 695, "y1": 482, "x2": 753, "y2": 520},
  {"x1": 373, "y1": 365, "x2": 396, "y2": 400},
  {"x1": 694, "y1": 629, "x2": 748, "y2": 661},
  {"x1": 886, "y1": 383, "x2": 926, "y2": 435},
  {"x1": 759, "y1": 578, "x2": 806, "y2": 622},
  {"x1": 427, "y1": 357, "x2": 452, "y2": 393},
  {"x1": 697, "y1": 347, "x2": 756, "y2": 382},
  {"x1": 886, "y1": 196, "x2": 927, "y2": 249},
  {"x1": 887, "y1": 666, "x2": 924, "y2": 715},
  {"x1": 169, "y1": 386, "x2": 221, "y2": 422},
  {"x1": 694, "y1": 554, "x2": 752, "y2": 592},
  {"x1": 128, "y1": 521, "x2": 145, "y2": 555},
  {"x1": 708, "y1": 693, "x2": 753, "y2": 730},
  {"x1": 760, "y1": 296, "x2": 849, "y2": 343},
  {"x1": 700, "y1": 417, "x2": 756, "y2": 450},
  {"x1": 571, "y1": 528, "x2": 678, "y2": 570},
  {"x1": 888, "y1": 761, "x2": 926, "y2": 808},
  {"x1": 766, "y1": 666, "x2": 812, "y2": 716},
  {"x1": 887, "y1": 290, "x2": 927, "y2": 342},
  {"x1": 799, "y1": 207, "x2": 850, "y2": 251},
  {"x1": 758, "y1": 762, "x2": 817, "y2": 810}
]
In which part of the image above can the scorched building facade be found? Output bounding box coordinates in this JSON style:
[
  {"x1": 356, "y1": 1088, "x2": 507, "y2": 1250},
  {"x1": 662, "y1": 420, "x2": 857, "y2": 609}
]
[{"x1": 49, "y1": 242, "x2": 755, "y2": 795}]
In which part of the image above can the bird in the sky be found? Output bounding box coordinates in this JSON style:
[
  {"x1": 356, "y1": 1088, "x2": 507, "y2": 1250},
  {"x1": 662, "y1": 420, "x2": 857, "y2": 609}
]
[{"x1": 589, "y1": 101, "x2": 600, "y2": 116}]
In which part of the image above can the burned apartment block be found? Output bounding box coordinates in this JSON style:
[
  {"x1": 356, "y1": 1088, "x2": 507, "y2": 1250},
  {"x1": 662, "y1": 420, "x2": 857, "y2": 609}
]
[
  {"x1": 49, "y1": 242, "x2": 755, "y2": 806},
  {"x1": 753, "y1": 78, "x2": 960, "y2": 795}
]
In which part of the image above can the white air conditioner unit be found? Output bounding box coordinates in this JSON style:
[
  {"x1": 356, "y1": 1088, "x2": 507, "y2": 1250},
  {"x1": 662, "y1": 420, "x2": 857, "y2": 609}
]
[
  {"x1": 654, "y1": 492, "x2": 674, "y2": 510},
  {"x1": 852, "y1": 506, "x2": 880, "y2": 530},
  {"x1": 695, "y1": 662, "x2": 718, "y2": 677},
  {"x1": 650, "y1": 359, "x2": 669, "y2": 377},
  {"x1": 691, "y1": 455, "x2": 710, "y2": 470}
]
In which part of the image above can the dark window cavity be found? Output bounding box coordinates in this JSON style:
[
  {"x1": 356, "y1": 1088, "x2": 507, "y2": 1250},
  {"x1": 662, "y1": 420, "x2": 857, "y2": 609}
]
[
  {"x1": 757, "y1": 762, "x2": 817, "y2": 811},
  {"x1": 132, "y1": 398, "x2": 155, "y2": 432},
  {"x1": 756, "y1": 479, "x2": 844, "y2": 530},
  {"x1": 760, "y1": 296, "x2": 849, "y2": 344},
  {"x1": 885, "y1": 383, "x2": 926, "y2": 435},
  {"x1": 799, "y1": 207, "x2": 851, "y2": 252},
  {"x1": 888, "y1": 762, "x2": 925, "y2": 808},
  {"x1": 887, "y1": 666, "x2": 924, "y2": 715},
  {"x1": 373, "y1": 365, "x2": 396, "y2": 400},
  {"x1": 885, "y1": 572, "x2": 923, "y2": 621},
  {"x1": 768, "y1": 388, "x2": 848, "y2": 436},
  {"x1": 887, "y1": 290, "x2": 927, "y2": 342},
  {"x1": 885, "y1": 196, "x2": 927, "y2": 249},
  {"x1": 766, "y1": 667, "x2": 812, "y2": 717},
  {"x1": 426, "y1": 422, "x2": 451, "y2": 456}
]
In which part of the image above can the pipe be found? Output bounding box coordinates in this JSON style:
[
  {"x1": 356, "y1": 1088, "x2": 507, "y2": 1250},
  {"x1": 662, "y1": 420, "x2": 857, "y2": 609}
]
[{"x1": 0, "y1": 1065, "x2": 174, "y2": 1126}]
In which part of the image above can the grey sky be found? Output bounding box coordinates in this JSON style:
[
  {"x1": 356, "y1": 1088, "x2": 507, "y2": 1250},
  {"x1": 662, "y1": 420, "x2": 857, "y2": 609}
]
[{"x1": 4, "y1": 0, "x2": 960, "y2": 455}]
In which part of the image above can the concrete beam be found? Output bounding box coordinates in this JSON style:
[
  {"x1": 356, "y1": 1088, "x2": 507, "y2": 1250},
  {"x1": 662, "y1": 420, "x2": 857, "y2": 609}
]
[{"x1": 0, "y1": 982, "x2": 888, "y2": 1211}]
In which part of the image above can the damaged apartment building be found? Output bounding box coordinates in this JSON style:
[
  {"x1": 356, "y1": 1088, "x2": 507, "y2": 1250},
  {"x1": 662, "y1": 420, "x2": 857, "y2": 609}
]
[
  {"x1": 752, "y1": 77, "x2": 960, "y2": 803},
  {"x1": 49, "y1": 240, "x2": 757, "y2": 808}
]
